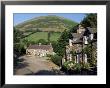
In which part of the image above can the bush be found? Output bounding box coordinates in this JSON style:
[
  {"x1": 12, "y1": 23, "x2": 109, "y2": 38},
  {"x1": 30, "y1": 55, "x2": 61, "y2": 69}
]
[
  {"x1": 51, "y1": 54, "x2": 62, "y2": 66},
  {"x1": 63, "y1": 61, "x2": 75, "y2": 70},
  {"x1": 46, "y1": 54, "x2": 52, "y2": 57},
  {"x1": 62, "y1": 62, "x2": 91, "y2": 74},
  {"x1": 82, "y1": 63, "x2": 90, "y2": 70},
  {"x1": 74, "y1": 63, "x2": 83, "y2": 71}
]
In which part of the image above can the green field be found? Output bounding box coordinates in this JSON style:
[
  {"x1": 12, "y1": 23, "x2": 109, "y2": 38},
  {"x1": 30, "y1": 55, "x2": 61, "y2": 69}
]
[
  {"x1": 50, "y1": 32, "x2": 61, "y2": 41},
  {"x1": 23, "y1": 32, "x2": 61, "y2": 42}
]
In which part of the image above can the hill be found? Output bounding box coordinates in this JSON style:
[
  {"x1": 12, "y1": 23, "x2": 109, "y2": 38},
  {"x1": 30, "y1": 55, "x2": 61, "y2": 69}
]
[
  {"x1": 15, "y1": 15, "x2": 78, "y2": 32},
  {"x1": 23, "y1": 32, "x2": 61, "y2": 42}
]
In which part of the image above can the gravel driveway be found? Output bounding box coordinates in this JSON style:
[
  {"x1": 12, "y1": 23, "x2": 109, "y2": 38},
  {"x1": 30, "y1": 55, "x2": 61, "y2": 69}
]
[{"x1": 14, "y1": 55, "x2": 61, "y2": 75}]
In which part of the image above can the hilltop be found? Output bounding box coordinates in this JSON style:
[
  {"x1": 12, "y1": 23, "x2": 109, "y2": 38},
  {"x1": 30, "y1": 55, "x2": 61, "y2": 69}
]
[{"x1": 15, "y1": 15, "x2": 78, "y2": 32}]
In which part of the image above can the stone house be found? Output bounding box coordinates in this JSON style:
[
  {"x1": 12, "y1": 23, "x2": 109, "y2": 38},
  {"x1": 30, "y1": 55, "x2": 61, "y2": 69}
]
[
  {"x1": 26, "y1": 44, "x2": 53, "y2": 57},
  {"x1": 63, "y1": 24, "x2": 97, "y2": 64}
]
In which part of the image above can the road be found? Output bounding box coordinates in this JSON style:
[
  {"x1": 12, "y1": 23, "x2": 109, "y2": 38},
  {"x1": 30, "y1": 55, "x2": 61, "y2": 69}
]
[{"x1": 14, "y1": 55, "x2": 64, "y2": 75}]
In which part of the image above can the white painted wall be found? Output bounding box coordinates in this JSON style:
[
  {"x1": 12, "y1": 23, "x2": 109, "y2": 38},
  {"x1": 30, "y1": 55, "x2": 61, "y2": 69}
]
[
  {"x1": 84, "y1": 54, "x2": 88, "y2": 63},
  {"x1": 69, "y1": 39, "x2": 72, "y2": 46},
  {"x1": 90, "y1": 34, "x2": 94, "y2": 40},
  {"x1": 84, "y1": 36, "x2": 88, "y2": 44}
]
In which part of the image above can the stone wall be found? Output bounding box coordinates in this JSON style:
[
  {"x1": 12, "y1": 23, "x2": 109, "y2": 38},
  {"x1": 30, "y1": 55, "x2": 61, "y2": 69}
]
[{"x1": 26, "y1": 48, "x2": 53, "y2": 57}]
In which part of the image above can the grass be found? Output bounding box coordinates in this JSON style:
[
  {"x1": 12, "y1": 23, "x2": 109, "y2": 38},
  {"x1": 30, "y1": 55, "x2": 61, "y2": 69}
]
[
  {"x1": 50, "y1": 32, "x2": 61, "y2": 41},
  {"x1": 23, "y1": 32, "x2": 61, "y2": 42},
  {"x1": 24, "y1": 32, "x2": 48, "y2": 41}
]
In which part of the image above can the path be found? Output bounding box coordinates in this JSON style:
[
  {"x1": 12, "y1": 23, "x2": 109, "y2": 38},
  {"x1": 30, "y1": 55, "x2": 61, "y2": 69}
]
[{"x1": 14, "y1": 55, "x2": 64, "y2": 75}]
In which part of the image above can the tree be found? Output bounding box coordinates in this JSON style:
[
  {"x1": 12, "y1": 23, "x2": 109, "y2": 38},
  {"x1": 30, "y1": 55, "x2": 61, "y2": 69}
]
[
  {"x1": 51, "y1": 41, "x2": 58, "y2": 52},
  {"x1": 83, "y1": 44, "x2": 97, "y2": 67},
  {"x1": 83, "y1": 44, "x2": 92, "y2": 58},
  {"x1": 14, "y1": 41, "x2": 25, "y2": 54},
  {"x1": 56, "y1": 30, "x2": 72, "y2": 56},
  {"x1": 47, "y1": 32, "x2": 51, "y2": 42},
  {"x1": 14, "y1": 27, "x2": 25, "y2": 54},
  {"x1": 21, "y1": 39, "x2": 31, "y2": 49},
  {"x1": 81, "y1": 13, "x2": 97, "y2": 28},
  {"x1": 14, "y1": 27, "x2": 23, "y2": 43}
]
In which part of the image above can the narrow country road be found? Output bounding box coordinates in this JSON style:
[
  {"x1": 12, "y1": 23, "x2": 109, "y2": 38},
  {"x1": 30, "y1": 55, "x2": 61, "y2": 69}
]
[{"x1": 14, "y1": 55, "x2": 64, "y2": 75}]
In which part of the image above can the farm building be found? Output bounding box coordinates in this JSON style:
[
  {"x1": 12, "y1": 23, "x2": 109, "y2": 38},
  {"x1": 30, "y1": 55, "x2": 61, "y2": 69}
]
[{"x1": 26, "y1": 44, "x2": 53, "y2": 57}]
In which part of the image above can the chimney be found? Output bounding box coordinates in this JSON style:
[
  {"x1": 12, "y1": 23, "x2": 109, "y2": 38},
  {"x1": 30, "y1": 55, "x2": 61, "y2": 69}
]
[
  {"x1": 50, "y1": 43, "x2": 52, "y2": 45},
  {"x1": 39, "y1": 43, "x2": 41, "y2": 46}
]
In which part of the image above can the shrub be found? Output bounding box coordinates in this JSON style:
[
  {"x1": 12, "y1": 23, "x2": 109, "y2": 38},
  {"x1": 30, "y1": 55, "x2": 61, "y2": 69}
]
[
  {"x1": 74, "y1": 63, "x2": 83, "y2": 71},
  {"x1": 51, "y1": 54, "x2": 62, "y2": 66},
  {"x1": 46, "y1": 54, "x2": 52, "y2": 57},
  {"x1": 63, "y1": 61, "x2": 75, "y2": 70},
  {"x1": 82, "y1": 63, "x2": 90, "y2": 70}
]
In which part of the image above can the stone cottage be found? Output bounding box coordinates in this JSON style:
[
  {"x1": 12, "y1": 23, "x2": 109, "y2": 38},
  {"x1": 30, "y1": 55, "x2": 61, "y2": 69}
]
[
  {"x1": 26, "y1": 44, "x2": 53, "y2": 57},
  {"x1": 63, "y1": 24, "x2": 97, "y2": 64}
]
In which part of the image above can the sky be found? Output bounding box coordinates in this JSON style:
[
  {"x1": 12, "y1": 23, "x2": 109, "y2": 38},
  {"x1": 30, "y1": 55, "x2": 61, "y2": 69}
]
[{"x1": 13, "y1": 13, "x2": 86, "y2": 26}]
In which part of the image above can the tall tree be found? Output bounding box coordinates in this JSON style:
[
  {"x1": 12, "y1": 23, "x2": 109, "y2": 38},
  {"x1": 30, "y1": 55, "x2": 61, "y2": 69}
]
[
  {"x1": 56, "y1": 29, "x2": 72, "y2": 56},
  {"x1": 14, "y1": 27, "x2": 22, "y2": 43},
  {"x1": 81, "y1": 13, "x2": 97, "y2": 28}
]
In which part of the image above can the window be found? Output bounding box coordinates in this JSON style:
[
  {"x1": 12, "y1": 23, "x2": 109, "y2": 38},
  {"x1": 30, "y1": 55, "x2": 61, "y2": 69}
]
[
  {"x1": 73, "y1": 38, "x2": 77, "y2": 41},
  {"x1": 84, "y1": 36, "x2": 88, "y2": 44},
  {"x1": 90, "y1": 34, "x2": 94, "y2": 40}
]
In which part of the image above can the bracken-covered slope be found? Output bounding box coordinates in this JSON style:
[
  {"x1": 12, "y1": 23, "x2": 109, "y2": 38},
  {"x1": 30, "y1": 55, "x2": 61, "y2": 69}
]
[{"x1": 15, "y1": 15, "x2": 78, "y2": 32}]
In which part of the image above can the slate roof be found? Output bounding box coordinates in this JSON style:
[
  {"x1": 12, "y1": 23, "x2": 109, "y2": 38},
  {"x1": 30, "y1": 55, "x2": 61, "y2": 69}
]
[
  {"x1": 71, "y1": 32, "x2": 84, "y2": 39},
  {"x1": 71, "y1": 24, "x2": 97, "y2": 44},
  {"x1": 72, "y1": 39, "x2": 83, "y2": 44},
  {"x1": 87, "y1": 27, "x2": 97, "y2": 33},
  {"x1": 27, "y1": 45, "x2": 53, "y2": 50},
  {"x1": 71, "y1": 32, "x2": 84, "y2": 44}
]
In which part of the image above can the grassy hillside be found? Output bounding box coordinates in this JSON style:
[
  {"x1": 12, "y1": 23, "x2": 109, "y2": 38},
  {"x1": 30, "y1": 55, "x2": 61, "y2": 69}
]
[
  {"x1": 15, "y1": 15, "x2": 78, "y2": 32},
  {"x1": 23, "y1": 32, "x2": 61, "y2": 42},
  {"x1": 14, "y1": 15, "x2": 78, "y2": 43}
]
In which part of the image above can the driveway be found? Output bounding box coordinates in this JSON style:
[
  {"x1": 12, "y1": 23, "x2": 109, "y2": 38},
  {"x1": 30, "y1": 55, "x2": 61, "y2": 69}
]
[{"x1": 14, "y1": 55, "x2": 64, "y2": 75}]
